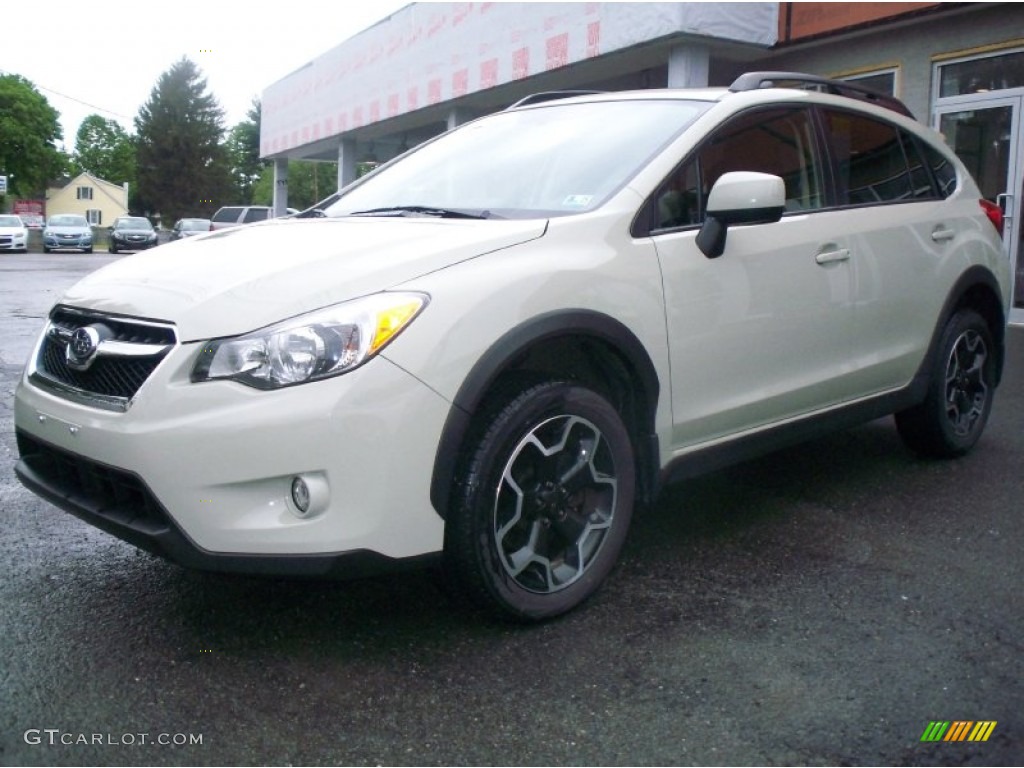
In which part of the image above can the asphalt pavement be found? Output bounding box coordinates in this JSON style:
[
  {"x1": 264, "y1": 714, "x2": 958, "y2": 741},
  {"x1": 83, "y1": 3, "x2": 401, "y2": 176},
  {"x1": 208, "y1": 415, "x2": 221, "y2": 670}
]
[{"x1": 0, "y1": 252, "x2": 1021, "y2": 766}]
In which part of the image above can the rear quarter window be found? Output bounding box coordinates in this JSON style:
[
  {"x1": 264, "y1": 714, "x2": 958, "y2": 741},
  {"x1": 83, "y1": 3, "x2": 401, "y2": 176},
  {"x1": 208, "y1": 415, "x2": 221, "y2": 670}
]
[{"x1": 824, "y1": 109, "x2": 946, "y2": 205}]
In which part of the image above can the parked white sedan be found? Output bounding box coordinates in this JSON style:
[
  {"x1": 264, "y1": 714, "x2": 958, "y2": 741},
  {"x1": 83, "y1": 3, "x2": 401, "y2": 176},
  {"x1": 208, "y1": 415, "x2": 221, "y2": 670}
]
[{"x1": 0, "y1": 214, "x2": 28, "y2": 252}]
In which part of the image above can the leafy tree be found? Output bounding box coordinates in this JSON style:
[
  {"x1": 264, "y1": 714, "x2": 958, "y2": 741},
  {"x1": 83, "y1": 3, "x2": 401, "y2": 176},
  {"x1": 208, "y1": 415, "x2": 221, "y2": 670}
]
[
  {"x1": 74, "y1": 115, "x2": 136, "y2": 188},
  {"x1": 0, "y1": 74, "x2": 66, "y2": 198},
  {"x1": 251, "y1": 160, "x2": 340, "y2": 211},
  {"x1": 226, "y1": 97, "x2": 266, "y2": 203},
  {"x1": 134, "y1": 57, "x2": 231, "y2": 223}
]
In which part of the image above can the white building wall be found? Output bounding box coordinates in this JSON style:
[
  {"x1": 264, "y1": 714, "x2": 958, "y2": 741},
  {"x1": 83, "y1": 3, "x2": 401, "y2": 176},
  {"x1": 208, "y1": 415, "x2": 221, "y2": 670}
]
[{"x1": 261, "y1": 2, "x2": 777, "y2": 158}]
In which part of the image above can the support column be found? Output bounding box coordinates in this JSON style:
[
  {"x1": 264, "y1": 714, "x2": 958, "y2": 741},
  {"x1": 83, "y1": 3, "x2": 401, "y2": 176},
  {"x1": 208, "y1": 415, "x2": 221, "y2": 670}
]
[
  {"x1": 338, "y1": 138, "x2": 357, "y2": 190},
  {"x1": 272, "y1": 158, "x2": 289, "y2": 216},
  {"x1": 667, "y1": 44, "x2": 710, "y2": 88},
  {"x1": 447, "y1": 108, "x2": 473, "y2": 131}
]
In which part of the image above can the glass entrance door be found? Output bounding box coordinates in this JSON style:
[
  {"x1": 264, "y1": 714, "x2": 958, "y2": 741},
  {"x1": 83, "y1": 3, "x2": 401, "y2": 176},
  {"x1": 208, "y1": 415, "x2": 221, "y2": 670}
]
[{"x1": 935, "y1": 95, "x2": 1024, "y2": 324}]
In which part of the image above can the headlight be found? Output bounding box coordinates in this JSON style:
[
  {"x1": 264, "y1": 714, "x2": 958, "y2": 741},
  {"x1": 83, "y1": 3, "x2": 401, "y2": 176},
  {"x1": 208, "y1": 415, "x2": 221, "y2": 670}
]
[{"x1": 191, "y1": 292, "x2": 428, "y2": 389}]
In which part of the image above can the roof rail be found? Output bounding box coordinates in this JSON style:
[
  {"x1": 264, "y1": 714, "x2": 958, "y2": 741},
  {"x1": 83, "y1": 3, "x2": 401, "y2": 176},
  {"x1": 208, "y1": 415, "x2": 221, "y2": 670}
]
[
  {"x1": 507, "y1": 90, "x2": 604, "y2": 109},
  {"x1": 728, "y1": 71, "x2": 914, "y2": 118}
]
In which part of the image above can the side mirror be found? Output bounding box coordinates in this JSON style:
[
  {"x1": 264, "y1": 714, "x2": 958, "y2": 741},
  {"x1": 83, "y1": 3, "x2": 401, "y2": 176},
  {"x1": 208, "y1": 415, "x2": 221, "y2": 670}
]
[{"x1": 696, "y1": 172, "x2": 786, "y2": 259}]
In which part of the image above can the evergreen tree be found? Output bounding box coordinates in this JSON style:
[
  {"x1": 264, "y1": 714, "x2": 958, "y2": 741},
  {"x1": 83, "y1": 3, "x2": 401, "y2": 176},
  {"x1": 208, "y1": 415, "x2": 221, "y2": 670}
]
[
  {"x1": 0, "y1": 74, "x2": 66, "y2": 198},
  {"x1": 226, "y1": 97, "x2": 266, "y2": 203},
  {"x1": 134, "y1": 57, "x2": 231, "y2": 223}
]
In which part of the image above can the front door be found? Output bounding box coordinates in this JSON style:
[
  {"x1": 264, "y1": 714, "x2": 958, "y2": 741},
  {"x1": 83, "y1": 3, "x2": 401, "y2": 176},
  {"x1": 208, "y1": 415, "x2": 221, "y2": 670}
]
[{"x1": 935, "y1": 94, "x2": 1024, "y2": 324}]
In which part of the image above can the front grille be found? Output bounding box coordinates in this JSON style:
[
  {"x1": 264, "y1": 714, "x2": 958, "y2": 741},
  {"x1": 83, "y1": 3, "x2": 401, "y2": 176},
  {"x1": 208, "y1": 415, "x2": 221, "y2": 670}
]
[
  {"x1": 33, "y1": 306, "x2": 177, "y2": 408},
  {"x1": 16, "y1": 431, "x2": 172, "y2": 535},
  {"x1": 41, "y1": 340, "x2": 162, "y2": 397},
  {"x1": 49, "y1": 307, "x2": 175, "y2": 345}
]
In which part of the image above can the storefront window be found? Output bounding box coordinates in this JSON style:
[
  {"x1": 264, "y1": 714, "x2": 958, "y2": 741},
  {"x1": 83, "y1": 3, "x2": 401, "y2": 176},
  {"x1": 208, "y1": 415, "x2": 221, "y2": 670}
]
[
  {"x1": 842, "y1": 69, "x2": 896, "y2": 97},
  {"x1": 939, "y1": 50, "x2": 1024, "y2": 97}
]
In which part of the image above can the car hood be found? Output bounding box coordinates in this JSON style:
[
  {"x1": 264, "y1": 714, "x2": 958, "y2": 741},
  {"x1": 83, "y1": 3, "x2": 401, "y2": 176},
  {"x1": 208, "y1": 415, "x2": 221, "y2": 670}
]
[
  {"x1": 112, "y1": 227, "x2": 155, "y2": 236},
  {"x1": 46, "y1": 225, "x2": 91, "y2": 235},
  {"x1": 0, "y1": 225, "x2": 27, "y2": 234},
  {"x1": 61, "y1": 216, "x2": 547, "y2": 341}
]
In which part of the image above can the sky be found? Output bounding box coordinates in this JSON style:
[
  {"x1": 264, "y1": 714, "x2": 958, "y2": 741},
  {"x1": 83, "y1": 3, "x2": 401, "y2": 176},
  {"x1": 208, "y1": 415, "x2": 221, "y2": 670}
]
[{"x1": 2, "y1": 0, "x2": 411, "y2": 151}]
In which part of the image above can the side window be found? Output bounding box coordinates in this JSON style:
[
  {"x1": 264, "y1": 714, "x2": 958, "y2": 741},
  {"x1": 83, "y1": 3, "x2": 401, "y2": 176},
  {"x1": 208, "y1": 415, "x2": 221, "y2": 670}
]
[
  {"x1": 825, "y1": 110, "x2": 918, "y2": 205},
  {"x1": 648, "y1": 107, "x2": 822, "y2": 233},
  {"x1": 242, "y1": 208, "x2": 269, "y2": 223},
  {"x1": 653, "y1": 160, "x2": 701, "y2": 230},
  {"x1": 899, "y1": 132, "x2": 938, "y2": 200},
  {"x1": 212, "y1": 207, "x2": 242, "y2": 223},
  {"x1": 918, "y1": 141, "x2": 958, "y2": 199}
]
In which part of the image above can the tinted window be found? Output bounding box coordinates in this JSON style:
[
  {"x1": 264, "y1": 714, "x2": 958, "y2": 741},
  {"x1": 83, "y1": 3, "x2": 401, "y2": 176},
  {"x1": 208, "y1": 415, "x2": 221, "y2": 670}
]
[
  {"x1": 825, "y1": 110, "x2": 920, "y2": 205},
  {"x1": 648, "y1": 107, "x2": 822, "y2": 232},
  {"x1": 242, "y1": 208, "x2": 269, "y2": 223},
  {"x1": 212, "y1": 207, "x2": 243, "y2": 223},
  {"x1": 918, "y1": 141, "x2": 957, "y2": 199}
]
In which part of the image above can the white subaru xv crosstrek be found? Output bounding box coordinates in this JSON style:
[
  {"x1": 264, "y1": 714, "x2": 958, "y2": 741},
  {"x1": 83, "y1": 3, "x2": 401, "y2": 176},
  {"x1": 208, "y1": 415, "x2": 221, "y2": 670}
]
[{"x1": 14, "y1": 73, "x2": 1010, "y2": 620}]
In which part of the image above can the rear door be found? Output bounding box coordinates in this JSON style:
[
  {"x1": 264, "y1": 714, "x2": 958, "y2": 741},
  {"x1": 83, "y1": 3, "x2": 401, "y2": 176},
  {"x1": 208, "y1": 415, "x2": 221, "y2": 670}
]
[{"x1": 819, "y1": 108, "x2": 963, "y2": 394}]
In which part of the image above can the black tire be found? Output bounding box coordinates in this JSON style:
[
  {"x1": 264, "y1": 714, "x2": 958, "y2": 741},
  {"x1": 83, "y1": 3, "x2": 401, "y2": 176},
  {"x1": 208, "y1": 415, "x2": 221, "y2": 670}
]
[
  {"x1": 445, "y1": 381, "x2": 636, "y2": 621},
  {"x1": 43, "y1": 246, "x2": 51, "y2": 253},
  {"x1": 109, "y1": 244, "x2": 117, "y2": 254},
  {"x1": 895, "y1": 309, "x2": 997, "y2": 458},
  {"x1": 84, "y1": 246, "x2": 93, "y2": 254}
]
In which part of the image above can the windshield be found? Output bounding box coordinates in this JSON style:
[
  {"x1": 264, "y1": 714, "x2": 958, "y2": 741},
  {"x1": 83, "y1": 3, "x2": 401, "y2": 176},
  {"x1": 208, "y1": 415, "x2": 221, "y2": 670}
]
[
  {"x1": 0, "y1": 215, "x2": 22, "y2": 226},
  {"x1": 49, "y1": 215, "x2": 89, "y2": 227},
  {"x1": 115, "y1": 217, "x2": 153, "y2": 230},
  {"x1": 181, "y1": 219, "x2": 209, "y2": 230},
  {"x1": 325, "y1": 99, "x2": 710, "y2": 219}
]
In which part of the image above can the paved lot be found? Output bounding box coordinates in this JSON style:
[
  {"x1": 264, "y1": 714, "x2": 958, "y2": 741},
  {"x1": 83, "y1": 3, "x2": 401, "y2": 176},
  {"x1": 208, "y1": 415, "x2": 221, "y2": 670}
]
[{"x1": 1, "y1": 252, "x2": 1021, "y2": 766}]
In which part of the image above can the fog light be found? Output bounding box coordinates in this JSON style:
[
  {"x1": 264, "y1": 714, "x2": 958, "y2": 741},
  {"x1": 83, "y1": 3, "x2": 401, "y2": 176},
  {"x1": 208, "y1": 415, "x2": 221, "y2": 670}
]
[
  {"x1": 291, "y1": 477, "x2": 311, "y2": 513},
  {"x1": 288, "y1": 473, "x2": 329, "y2": 517}
]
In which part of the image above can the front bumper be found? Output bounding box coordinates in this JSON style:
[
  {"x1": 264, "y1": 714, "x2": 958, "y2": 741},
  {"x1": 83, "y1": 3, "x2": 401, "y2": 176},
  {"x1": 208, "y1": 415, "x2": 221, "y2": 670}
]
[
  {"x1": 44, "y1": 235, "x2": 92, "y2": 250},
  {"x1": 0, "y1": 235, "x2": 27, "y2": 251},
  {"x1": 111, "y1": 236, "x2": 158, "y2": 250},
  {"x1": 14, "y1": 341, "x2": 451, "y2": 571}
]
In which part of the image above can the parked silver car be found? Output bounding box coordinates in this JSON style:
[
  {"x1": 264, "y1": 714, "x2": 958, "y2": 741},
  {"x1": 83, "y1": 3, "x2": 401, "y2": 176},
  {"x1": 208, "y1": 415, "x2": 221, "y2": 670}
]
[
  {"x1": 42, "y1": 214, "x2": 93, "y2": 253},
  {"x1": 170, "y1": 218, "x2": 212, "y2": 241}
]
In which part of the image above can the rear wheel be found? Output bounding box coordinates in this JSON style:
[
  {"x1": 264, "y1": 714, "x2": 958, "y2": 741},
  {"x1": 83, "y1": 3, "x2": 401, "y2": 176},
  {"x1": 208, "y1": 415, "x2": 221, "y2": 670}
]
[
  {"x1": 445, "y1": 381, "x2": 635, "y2": 621},
  {"x1": 896, "y1": 309, "x2": 997, "y2": 458}
]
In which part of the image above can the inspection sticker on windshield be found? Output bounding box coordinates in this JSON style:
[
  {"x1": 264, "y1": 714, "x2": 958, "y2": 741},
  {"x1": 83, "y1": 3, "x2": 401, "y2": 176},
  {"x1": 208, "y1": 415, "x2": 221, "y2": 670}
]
[{"x1": 562, "y1": 194, "x2": 593, "y2": 207}]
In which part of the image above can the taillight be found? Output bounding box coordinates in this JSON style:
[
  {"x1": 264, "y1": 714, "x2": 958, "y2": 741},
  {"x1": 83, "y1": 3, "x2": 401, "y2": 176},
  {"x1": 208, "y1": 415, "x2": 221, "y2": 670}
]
[{"x1": 979, "y1": 199, "x2": 1004, "y2": 237}]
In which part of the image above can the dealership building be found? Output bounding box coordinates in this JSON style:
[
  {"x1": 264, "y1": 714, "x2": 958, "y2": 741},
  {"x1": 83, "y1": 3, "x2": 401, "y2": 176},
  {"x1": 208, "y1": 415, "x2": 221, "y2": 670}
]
[{"x1": 261, "y1": 1, "x2": 1024, "y2": 322}]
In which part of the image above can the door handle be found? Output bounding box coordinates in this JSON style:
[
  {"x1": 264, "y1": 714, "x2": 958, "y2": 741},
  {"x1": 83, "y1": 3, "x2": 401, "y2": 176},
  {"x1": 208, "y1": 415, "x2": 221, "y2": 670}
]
[
  {"x1": 931, "y1": 227, "x2": 956, "y2": 242},
  {"x1": 815, "y1": 248, "x2": 850, "y2": 265},
  {"x1": 997, "y1": 193, "x2": 1014, "y2": 219}
]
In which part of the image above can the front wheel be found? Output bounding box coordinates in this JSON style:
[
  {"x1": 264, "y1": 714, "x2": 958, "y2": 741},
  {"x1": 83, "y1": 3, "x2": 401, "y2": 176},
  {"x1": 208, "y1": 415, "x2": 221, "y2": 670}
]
[
  {"x1": 445, "y1": 381, "x2": 636, "y2": 621},
  {"x1": 895, "y1": 309, "x2": 997, "y2": 458}
]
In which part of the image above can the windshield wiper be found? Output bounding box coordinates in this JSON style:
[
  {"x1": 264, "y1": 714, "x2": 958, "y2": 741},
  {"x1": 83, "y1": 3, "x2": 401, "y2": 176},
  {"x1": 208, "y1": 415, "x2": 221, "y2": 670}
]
[{"x1": 347, "y1": 206, "x2": 497, "y2": 219}]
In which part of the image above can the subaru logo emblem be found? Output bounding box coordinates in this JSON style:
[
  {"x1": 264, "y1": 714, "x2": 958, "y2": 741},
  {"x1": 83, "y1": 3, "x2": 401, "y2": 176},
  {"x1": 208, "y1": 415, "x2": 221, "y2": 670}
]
[{"x1": 66, "y1": 326, "x2": 101, "y2": 370}]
